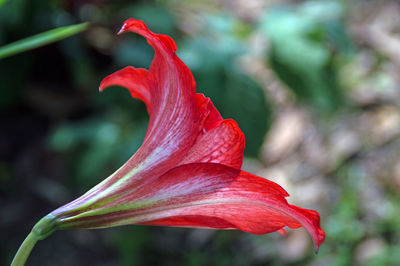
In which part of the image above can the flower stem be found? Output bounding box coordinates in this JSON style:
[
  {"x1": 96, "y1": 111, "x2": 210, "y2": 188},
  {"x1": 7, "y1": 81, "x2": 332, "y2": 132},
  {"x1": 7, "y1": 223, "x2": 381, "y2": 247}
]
[
  {"x1": 11, "y1": 214, "x2": 58, "y2": 266},
  {"x1": 10, "y1": 231, "x2": 39, "y2": 266}
]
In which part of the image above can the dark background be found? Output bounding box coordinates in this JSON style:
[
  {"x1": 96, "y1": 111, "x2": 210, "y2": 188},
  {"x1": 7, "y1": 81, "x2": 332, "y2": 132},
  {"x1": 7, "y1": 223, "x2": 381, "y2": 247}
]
[{"x1": 1, "y1": 0, "x2": 400, "y2": 265}]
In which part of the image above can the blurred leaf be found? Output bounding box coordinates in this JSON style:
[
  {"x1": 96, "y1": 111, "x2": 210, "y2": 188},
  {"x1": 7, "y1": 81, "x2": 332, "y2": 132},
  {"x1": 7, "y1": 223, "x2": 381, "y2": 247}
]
[
  {"x1": 299, "y1": 0, "x2": 344, "y2": 21},
  {"x1": 0, "y1": 54, "x2": 31, "y2": 108},
  {"x1": 222, "y1": 71, "x2": 271, "y2": 157},
  {"x1": 299, "y1": 0, "x2": 355, "y2": 53},
  {"x1": 0, "y1": 162, "x2": 13, "y2": 189},
  {"x1": 261, "y1": 5, "x2": 350, "y2": 112},
  {"x1": 114, "y1": 38, "x2": 154, "y2": 69},
  {"x1": 49, "y1": 115, "x2": 147, "y2": 189},
  {"x1": 0, "y1": 22, "x2": 89, "y2": 59},
  {"x1": 204, "y1": 13, "x2": 248, "y2": 56},
  {"x1": 112, "y1": 227, "x2": 151, "y2": 266},
  {"x1": 59, "y1": 35, "x2": 96, "y2": 90},
  {"x1": 183, "y1": 251, "x2": 207, "y2": 266},
  {"x1": 324, "y1": 20, "x2": 356, "y2": 54},
  {"x1": 0, "y1": 0, "x2": 26, "y2": 29},
  {"x1": 326, "y1": 163, "x2": 365, "y2": 243}
]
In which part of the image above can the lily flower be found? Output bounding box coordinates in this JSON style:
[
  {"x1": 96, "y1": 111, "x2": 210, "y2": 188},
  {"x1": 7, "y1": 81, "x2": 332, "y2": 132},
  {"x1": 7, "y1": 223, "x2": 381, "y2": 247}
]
[{"x1": 12, "y1": 19, "x2": 325, "y2": 266}]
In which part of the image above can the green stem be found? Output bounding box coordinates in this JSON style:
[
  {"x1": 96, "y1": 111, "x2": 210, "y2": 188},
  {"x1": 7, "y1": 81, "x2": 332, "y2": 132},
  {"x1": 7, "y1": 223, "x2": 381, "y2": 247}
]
[
  {"x1": 0, "y1": 22, "x2": 89, "y2": 60},
  {"x1": 10, "y1": 231, "x2": 39, "y2": 266},
  {"x1": 11, "y1": 215, "x2": 58, "y2": 266}
]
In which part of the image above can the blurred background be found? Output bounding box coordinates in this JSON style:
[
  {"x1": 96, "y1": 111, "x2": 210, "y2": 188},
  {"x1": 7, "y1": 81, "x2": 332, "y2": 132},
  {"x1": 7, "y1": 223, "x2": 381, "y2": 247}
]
[{"x1": 1, "y1": 0, "x2": 400, "y2": 265}]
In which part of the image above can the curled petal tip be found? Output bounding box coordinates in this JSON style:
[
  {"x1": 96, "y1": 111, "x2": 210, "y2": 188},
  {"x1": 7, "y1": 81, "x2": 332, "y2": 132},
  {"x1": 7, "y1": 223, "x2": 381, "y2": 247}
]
[
  {"x1": 117, "y1": 24, "x2": 126, "y2": 35},
  {"x1": 314, "y1": 246, "x2": 319, "y2": 254},
  {"x1": 277, "y1": 228, "x2": 287, "y2": 236},
  {"x1": 99, "y1": 81, "x2": 107, "y2": 92},
  {"x1": 313, "y1": 229, "x2": 325, "y2": 254},
  {"x1": 118, "y1": 18, "x2": 148, "y2": 35}
]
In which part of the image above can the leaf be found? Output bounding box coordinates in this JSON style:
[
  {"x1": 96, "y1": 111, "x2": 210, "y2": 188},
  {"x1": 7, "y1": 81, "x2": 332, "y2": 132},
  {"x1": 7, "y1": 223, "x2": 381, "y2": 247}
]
[
  {"x1": 0, "y1": 0, "x2": 7, "y2": 7},
  {"x1": 221, "y1": 70, "x2": 271, "y2": 157},
  {"x1": 0, "y1": 22, "x2": 89, "y2": 60},
  {"x1": 261, "y1": 7, "x2": 347, "y2": 112}
]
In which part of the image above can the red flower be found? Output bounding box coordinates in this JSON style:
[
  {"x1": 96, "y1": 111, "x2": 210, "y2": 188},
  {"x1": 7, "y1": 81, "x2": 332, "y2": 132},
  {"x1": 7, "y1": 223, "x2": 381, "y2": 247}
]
[{"x1": 50, "y1": 19, "x2": 325, "y2": 251}]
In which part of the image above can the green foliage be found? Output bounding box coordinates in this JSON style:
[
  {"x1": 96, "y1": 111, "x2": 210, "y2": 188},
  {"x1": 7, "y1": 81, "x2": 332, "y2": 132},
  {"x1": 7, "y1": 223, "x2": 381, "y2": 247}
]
[
  {"x1": 261, "y1": 1, "x2": 354, "y2": 113},
  {"x1": 111, "y1": 227, "x2": 151, "y2": 266},
  {"x1": 0, "y1": 0, "x2": 26, "y2": 30},
  {"x1": 125, "y1": 4, "x2": 176, "y2": 36},
  {"x1": 49, "y1": 113, "x2": 148, "y2": 190}
]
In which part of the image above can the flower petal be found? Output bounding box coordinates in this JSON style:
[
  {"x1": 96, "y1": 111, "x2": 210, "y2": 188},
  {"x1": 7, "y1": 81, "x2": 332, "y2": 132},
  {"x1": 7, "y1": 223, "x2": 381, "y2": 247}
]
[
  {"x1": 181, "y1": 118, "x2": 245, "y2": 169},
  {"x1": 140, "y1": 163, "x2": 325, "y2": 251},
  {"x1": 52, "y1": 19, "x2": 203, "y2": 213},
  {"x1": 99, "y1": 66, "x2": 151, "y2": 113},
  {"x1": 178, "y1": 93, "x2": 244, "y2": 169},
  {"x1": 195, "y1": 93, "x2": 223, "y2": 131},
  {"x1": 114, "y1": 19, "x2": 201, "y2": 170},
  {"x1": 99, "y1": 19, "x2": 201, "y2": 185},
  {"x1": 57, "y1": 163, "x2": 325, "y2": 251},
  {"x1": 115, "y1": 19, "x2": 200, "y2": 151}
]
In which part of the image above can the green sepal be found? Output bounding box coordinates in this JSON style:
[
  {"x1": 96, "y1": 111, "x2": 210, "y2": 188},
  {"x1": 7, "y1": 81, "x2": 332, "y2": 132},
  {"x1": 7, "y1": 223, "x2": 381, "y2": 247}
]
[{"x1": 32, "y1": 214, "x2": 58, "y2": 240}]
